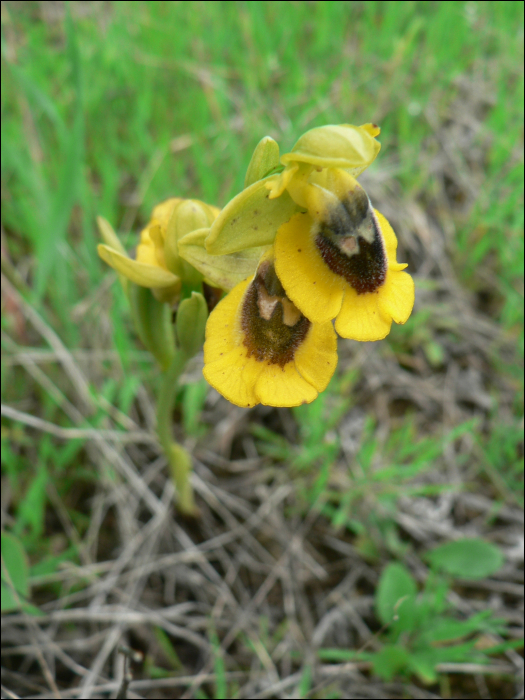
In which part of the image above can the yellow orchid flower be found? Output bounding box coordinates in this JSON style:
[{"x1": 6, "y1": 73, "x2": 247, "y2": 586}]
[
  {"x1": 97, "y1": 197, "x2": 220, "y2": 304},
  {"x1": 203, "y1": 249, "x2": 337, "y2": 408},
  {"x1": 205, "y1": 123, "x2": 414, "y2": 341},
  {"x1": 273, "y1": 167, "x2": 415, "y2": 341}
]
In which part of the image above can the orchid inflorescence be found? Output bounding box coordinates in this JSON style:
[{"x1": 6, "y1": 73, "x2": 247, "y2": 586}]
[
  {"x1": 99, "y1": 122, "x2": 415, "y2": 409},
  {"x1": 97, "y1": 123, "x2": 414, "y2": 512}
]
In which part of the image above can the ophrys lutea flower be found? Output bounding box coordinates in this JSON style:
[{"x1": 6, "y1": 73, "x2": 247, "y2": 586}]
[
  {"x1": 203, "y1": 251, "x2": 337, "y2": 408},
  {"x1": 205, "y1": 123, "x2": 414, "y2": 341},
  {"x1": 273, "y1": 167, "x2": 415, "y2": 341}
]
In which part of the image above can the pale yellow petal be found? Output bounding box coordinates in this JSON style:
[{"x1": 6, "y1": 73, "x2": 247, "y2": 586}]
[
  {"x1": 358, "y1": 123, "x2": 381, "y2": 138},
  {"x1": 151, "y1": 198, "x2": 183, "y2": 230},
  {"x1": 335, "y1": 287, "x2": 392, "y2": 341},
  {"x1": 265, "y1": 163, "x2": 299, "y2": 200},
  {"x1": 135, "y1": 239, "x2": 158, "y2": 266},
  {"x1": 207, "y1": 204, "x2": 221, "y2": 220},
  {"x1": 294, "y1": 322, "x2": 338, "y2": 392},
  {"x1": 377, "y1": 269, "x2": 415, "y2": 325},
  {"x1": 96, "y1": 217, "x2": 127, "y2": 255},
  {"x1": 97, "y1": 244, "x2": 179, "y2": 288},
  {"x1": 274, "y1": 213, "x2": 345, "y2": 324}
]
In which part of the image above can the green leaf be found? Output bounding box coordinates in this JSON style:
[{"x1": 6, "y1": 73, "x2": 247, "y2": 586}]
[
  {"x1": 297, "y1": 664, "x2": 312, "y2": 697},
  {"x1": 209, "y1": 629, "x2": 227, "y2": 700},
  {"x1": 376, "y1": 562, "x2": 417, "y2": 627},
  {"x1": 407, "y1": 649, "x2": 439, "y2": 684},
  {"x1": 15, "y1": 464, "x2": 48, "y2": 541},
  {"x1": 426, "y1": 539, "x2": 504, "y2": 579},
  {"x1": 371, "y1": 644, "x2": 410, "y2": 681},
  {"x1": 419, "y1": 611, "x2": 493, "y2": 645},
  {"x1": 1, "y1": 533, "x2": 29, "y2": 612}
]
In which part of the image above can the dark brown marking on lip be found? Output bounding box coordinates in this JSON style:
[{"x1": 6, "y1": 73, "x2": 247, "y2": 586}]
[
  {"x1": 315, "y1": 187, "x2": 386, "y2": 294},
  {"x1": 241, "y1": 262, "x2": 310, "y2": 367}
]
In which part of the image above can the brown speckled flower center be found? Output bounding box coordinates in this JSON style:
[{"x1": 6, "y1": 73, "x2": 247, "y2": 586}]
[
  {"x1": 315, "y1": 186, "x2": 387, "y2": 294},
  {"x1": 241, "y1": 262, "x2": 310, "y2": 367}
]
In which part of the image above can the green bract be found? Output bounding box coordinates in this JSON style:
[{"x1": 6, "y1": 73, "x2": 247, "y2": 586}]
[
  {"x1": 176, "y1": 291, "x2": 208, "y2": 357},
  {"x1": 178, "y1": 228, "x2": 266, "y2": 290},
  {"x1": 204, "y1": 176, "x2": 299, "y2": 255},
  {"x1": 244, "y1": 135, "x2": 280, "y2": 188}
]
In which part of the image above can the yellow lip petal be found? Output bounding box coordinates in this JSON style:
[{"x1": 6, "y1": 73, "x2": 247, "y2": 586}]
[
  {"x1": 377, "y1": 269, "x2": 415, "y2": 325},
  {"x1": 203, "y1": 271, "x2": 337, "y2": 408},
  {"x1": 274, "y1": 213, "x2": 345, "y2": 324},
  {"x1": 203, "y1": 278, "x2": 251, "y2": 359},
  {"x1": 335, "y1": 286, "x2": 392, "y2": 341},
  {"x1": 97, "y1": 244, "x2": 180, "y2": 288},
  {"x1": 255, "y1": 361, "x2": 318, "y2": 407},
  {"x1": 206, "y1": 177, "x2": 299, "y2": 255},
  {"x1": 203, "y1": 347, "x2": 261, "y2": 408},
  {"x1": 293, "y1": 321, "x2": 337, "y2": 392}
]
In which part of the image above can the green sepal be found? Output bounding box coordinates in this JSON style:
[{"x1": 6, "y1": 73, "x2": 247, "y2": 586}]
[
  {"x1": 164, "y1": 200, "x2": 211, "y2": 285},
  {"x1": 128, "y1": 283, "x2": 176, "y2": 371},
  {"x1": 97, "y1": 244, "x2": 180, "y2": 288},
  {"x1": 205, "y1": 176, "x2": 300, "y2": 255},
  {"x1": 281, "y1": 123, "x2": 381, "y2": 176},
  {"x1": 179, "y1": 228, "x2": 264, "y2": 290},
  {"x1": 97, "y1": 216, "x2": 127, "y2": 255},
  {"x1": 244, "y1": 136, "x2": 280, "y2": 188},
  {"x1": 176, "y1": 291, "x2": 207, "y2": 358}
]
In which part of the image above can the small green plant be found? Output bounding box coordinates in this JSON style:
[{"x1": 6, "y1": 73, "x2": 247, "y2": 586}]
[
  {"x1": 1, "y1": 532, "x2": 29, "y2": 613},
  {"x1": 319, "y1": 538, "x2": 522, "y2": 684}
]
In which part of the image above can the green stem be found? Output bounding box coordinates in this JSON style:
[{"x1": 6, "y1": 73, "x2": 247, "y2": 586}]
[{"x1": 156, "y1": 348, "x2": 197, "y2": 515}]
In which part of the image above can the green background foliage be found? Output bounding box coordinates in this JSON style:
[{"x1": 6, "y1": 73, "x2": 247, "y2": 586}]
[{"x1": 1, "y1": 2, "x2": 523, "y2": 697}]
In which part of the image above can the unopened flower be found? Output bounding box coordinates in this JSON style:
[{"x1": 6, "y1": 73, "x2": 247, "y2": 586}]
[
  {"x1": 97, "y1": 198, "x2": 219, "y2": 304},
  {"x1": 203, "y1": 251, "x2": 337, "y2": 407}
]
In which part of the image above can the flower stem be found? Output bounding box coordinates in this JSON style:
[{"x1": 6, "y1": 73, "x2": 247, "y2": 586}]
[{"x1": 156, "y1": 348, "x2": 197, "y2": 515}]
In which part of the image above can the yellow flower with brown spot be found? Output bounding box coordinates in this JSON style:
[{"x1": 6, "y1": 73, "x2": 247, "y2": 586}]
[
  {"x1": 204, "y1": 123, "x2": 414, "y2": 342},
  {"x1": 97, "y1": 197, "x2": 220, "y2": 304},
  {"x1": 203, "y1": 251, "x2": 337, "y2": 408},
  {"x1": 274, "y1": 168, "x2": 415, "y2": 341}
]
